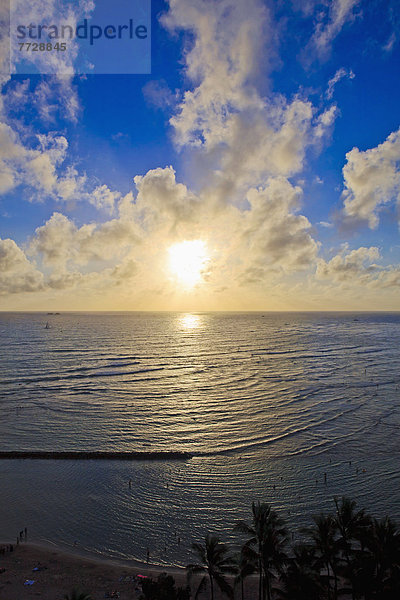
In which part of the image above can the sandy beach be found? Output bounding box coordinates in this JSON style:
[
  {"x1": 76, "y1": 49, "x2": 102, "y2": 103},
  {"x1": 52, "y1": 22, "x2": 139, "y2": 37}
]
[
  {"x1": 0, "y1": 542, "x2": 190, "y2": 600},
  {"x1": 0, "y1": 541, "x2": 257, "y2": 600}
]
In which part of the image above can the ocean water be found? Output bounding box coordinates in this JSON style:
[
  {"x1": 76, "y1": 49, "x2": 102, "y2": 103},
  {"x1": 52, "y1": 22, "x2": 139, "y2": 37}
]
[{"x1": 1, "y1": 311, "x2": 400, "y2": 566}]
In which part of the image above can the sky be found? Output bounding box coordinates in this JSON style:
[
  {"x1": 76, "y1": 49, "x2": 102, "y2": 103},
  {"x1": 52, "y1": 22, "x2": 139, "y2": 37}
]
[{"x1": 0, "y1": 0, "x2": 400, "y2": 311}]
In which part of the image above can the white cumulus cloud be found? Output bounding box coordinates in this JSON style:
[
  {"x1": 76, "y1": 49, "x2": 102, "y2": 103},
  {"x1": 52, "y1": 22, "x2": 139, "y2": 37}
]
[{"x1": 342, "y1": 128, "x2": 400, "y2": 228}]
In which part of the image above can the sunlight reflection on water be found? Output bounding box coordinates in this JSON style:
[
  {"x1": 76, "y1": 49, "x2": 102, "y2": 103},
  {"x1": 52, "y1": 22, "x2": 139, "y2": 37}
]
[
  {"x1": 178, "y1": 313, "x2": 202, "y2": 330},
  {"x1": 1, "y1": 311, "x2": 400, "y2": 566}
]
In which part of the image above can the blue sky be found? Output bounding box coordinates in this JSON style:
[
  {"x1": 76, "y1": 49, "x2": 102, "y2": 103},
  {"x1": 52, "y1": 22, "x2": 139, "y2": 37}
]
[{"x1": 1, "y1": 0, "x2": 400, "y2": 310}]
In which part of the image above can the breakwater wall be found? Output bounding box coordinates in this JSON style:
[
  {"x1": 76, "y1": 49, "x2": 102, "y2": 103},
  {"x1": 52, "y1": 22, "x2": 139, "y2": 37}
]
[{"x1": 0, "y1": 450, "x2": 193, "y2": 461}]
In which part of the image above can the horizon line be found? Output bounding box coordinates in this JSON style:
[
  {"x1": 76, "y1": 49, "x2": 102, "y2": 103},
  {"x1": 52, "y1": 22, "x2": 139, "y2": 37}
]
[{"x1": 1, "y1": 309, "x2": 400, "y2": 314}]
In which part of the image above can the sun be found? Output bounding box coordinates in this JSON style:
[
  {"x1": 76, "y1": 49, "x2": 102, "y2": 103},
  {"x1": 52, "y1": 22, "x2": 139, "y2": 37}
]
[{"x1": 168, "y1": 240, "x2": 208, "y2": 287}]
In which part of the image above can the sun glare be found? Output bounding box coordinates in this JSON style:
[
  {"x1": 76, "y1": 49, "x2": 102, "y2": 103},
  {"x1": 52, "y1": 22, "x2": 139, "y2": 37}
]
[
  {"x1": 179, "y1": 314, "x2": 201, "y2": 330},
  {"x1": 168, "y1": 240, "x2": 208, "y2": 287}
]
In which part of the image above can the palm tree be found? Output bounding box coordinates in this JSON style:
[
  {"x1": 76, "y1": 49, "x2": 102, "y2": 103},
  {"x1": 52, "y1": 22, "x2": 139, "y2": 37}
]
[
  {"x1": 306, "y1": 513, "x2": 339, "y2": 600},
  {"x1": 64, "y1": 590, "x2": 92, "y2": 600},
  {"x1": 140, "y1": 572, "x2": 191, "y2": 600},
  {"x1": 279, "y1": 543, "x2": 323, "y2": 600},
  {"x1": 186, "y1": 533, "x2": 235, "y2": 600},
  {"x1": 235, "y1": 501, "x2": 288, "y2": 600},
  {"x1": 334, "y1": 496, "x2": 371, "y2": 600},
  {"x1": 365, "y1": 516, "x2": 400, "y2": 598},
  {"x1": 234, "y1": 545, "x2": 256, "y2": 600}
]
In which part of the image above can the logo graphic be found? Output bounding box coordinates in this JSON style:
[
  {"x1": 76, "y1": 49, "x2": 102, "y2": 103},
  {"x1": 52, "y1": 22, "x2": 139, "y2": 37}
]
[{"x1": 10, "y1": 0, "x2": 151, "y2": 75}]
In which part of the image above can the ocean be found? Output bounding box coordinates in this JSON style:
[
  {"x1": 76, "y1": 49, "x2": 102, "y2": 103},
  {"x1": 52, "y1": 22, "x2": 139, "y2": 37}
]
[{"x1": 1, "y1": 311, "x2": 400, "y2": 566}]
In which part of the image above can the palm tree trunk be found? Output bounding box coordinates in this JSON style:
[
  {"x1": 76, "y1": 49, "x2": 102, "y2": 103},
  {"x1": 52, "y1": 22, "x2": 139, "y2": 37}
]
[
  {"x1": 344, "y1": 549, "x2": 355, "y2": 600},
  {"x1": 326, "y1": 561, "x2": 331, "y2": 600},
  {"x1": 265, "y1": 572, "x2": 271, "y2": 600},
  {"x1": 209, "y1": 573, "x2": 214, "y2": 600},
  {"x1": 241, "y1": 577, "x2": 244, "y2": 600},
  {"x1": 258, "y1": 557, "x2": 262, "y2": 600},
  {"x1": 333, "y1": 567, "x2": 338, "y2": 600},
  {"x1": 376, "y1": 563, "x2": 384, "y2": 599}
]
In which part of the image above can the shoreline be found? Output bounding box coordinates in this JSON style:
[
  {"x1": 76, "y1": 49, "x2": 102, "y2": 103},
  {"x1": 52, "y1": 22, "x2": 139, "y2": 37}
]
[{"x1": 0, "y1": 539, "x2": 186, "y2": 573}]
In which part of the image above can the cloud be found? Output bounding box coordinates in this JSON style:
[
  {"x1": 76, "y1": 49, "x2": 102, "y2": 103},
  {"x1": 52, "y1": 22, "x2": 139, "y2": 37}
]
[
  {"x1": 372, "y1": 268, "x2": 400, "y2": 289},
  {"x1": 142, "y1": 80, "x2": 176, "y2": 111},
  {"x1": 133, "y1": 166, "x2": 200, "y2": 231},
  {"x1": 9, "y1": 0, "x2": 94, "y2": 76},
  {"x1": 0, "y1": 202, "x2": 141, "y2": 296},
  {"x1": 0, "y1": 1, "x2": 83, "y2": 215},
  {"x1": 0, "y1": 121, "x2": 111, "y2": 210},
  {"x1": 45, "y1": 270, "x2": 83, "y2": 290},
  {"x1": 313, "y1": 104, "x2": 338, "y2": 139},
  {"x1": 0, "y1": 123, "x2": 26, "y2": 192},
  {"x1": 26, "y1": 133, "x2": 68, "y2": 194},
  {"x1": 111, "y1": 132, "x2": 129, "y2": 142},
  {"x1": 56, "y1": 167, "x2": 87, "y2": 201},
  {"x1": 383, "y1": 31, "x2": 396, "y2": 53},
  {"x1": 163, "y1": 0, "x2": 337, "y2": 203},
  {"x1": 2, "y1": 80, "x2": 30, "y2": 113},
  {"x1": 309, "y1": 0, "x2": 361, "y2": 59},
  {"x1": 0, "y1": 1, "x2": 11, "y2": 91},
  {"x1": 238, "y1": 177, "x2": 319, "y2": 283},
  {"x1": 326, "y1": 67, "x2": 355, "y2": 99},
  {"x1": 110, "y1": 258, "x2": 138, "y2": 284},
  {"x1": 0, "y1": 121, "x2": 75, "y2": 199},
  {"x1": 90, "y1": 185, "x2": 121, "y2": 214},
  {"x1": 29, "y1": 206, "x2": 140, "y2": 270},
  {"x1": 162, "y1": 0, "x2": 269, "y2": 148},
  {"x1": 33, "y1": 78, "x2": 81, "y2": 124},
  {"x1": 0, "y1": 238, "x2": 44, "y2": 295},
  {"x1": 316, "y1": 245, "x2": 400, "y2": 290},
  {"x1": 341, "y1": 127, "x2": 400, "y2": 228},
  {"x1": 316, "y1": 246, "x2": 380, "y2": 282},
  {"x1": 3, "y1": 73, "x2": 80, "y2": 127},
  {"x1": 12, "y1": 171, "x2": 321, "y2": 299}
]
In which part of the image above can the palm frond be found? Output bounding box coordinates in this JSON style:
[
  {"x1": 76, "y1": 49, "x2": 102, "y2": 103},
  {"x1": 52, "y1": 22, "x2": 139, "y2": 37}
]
[
  {"x1": 194, "y1": 575, "x2": 207, "y2": 600},
  {"x1": 213, "y1": 571, "x2": 234, "y2": 599},
  {"x1": 186, "y1": 563, "x2": 206, "y2": 576}
]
